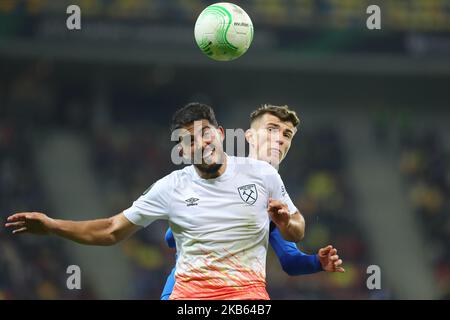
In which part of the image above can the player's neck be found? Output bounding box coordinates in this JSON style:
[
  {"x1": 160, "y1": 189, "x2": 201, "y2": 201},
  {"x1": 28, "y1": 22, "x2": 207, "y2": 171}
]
[
  {"x1": 194, "y1": 155, "x2": 228, "y2": 179},
  {"x1": 248, "y1": 150, "x2": 280, "y2": 172},
  {"x1": 248, "y1": 150, "x2": 258, "y2": 161}
]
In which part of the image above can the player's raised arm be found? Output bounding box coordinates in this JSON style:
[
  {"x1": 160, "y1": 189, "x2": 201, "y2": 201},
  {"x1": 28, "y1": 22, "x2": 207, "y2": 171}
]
[
  {"x1": 268, "y1": 199, "x2": 305, "y2": 242},
  {"x1": 262, "y1": 161, "x2": 305, "y2": 242},
  {"x1": 5, "y1": 212, "x2": 140, "y2": 246}
]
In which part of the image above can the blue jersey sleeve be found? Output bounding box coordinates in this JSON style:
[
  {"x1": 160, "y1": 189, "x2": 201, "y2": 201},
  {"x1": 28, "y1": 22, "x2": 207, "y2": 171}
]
[
  {"x1": 161, "y1": 228, "x2": 177, "y2": 299},
  {"x1": 165, "y1": 227, "x2": 176, "y2": 248},
  {"x1": 269, "y1": 224, "x2": 322, "y2": 275},
  {"x1": 160, "y1": 266, "x2": 176, "y2": 300}
]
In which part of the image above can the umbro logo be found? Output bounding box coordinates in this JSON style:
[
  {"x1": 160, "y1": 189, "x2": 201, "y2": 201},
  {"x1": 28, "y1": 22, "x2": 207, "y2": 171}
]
[{"x1": 185, "y1": 197, "x2": 199, "y2": 207}]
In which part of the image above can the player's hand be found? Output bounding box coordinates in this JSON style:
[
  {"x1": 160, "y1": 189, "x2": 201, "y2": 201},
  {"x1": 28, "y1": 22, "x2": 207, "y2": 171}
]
[
  {"x1": 5, "y1": 212, "x2": 55, "y2": 235},
  {"x1": 268, "y1": 198, "x2": 290, "y2": 228},
  {"x1": 317, "y1": 245, "x2": 345, "y2": 273}
]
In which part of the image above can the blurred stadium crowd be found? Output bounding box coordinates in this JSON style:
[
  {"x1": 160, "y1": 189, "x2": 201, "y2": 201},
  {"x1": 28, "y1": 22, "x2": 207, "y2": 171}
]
[
  {"x1": 370, "y1": 110, "x2": 450, "y2": 300},
  {"x1": 1, "y1": 0, "x2": 449, "y2": 31},
  {"x1": 398, "y1": 127, "x2": 450, "y2": 299}
]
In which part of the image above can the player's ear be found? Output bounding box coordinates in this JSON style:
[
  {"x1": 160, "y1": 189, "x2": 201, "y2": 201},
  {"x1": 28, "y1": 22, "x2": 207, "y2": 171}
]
[
  {"x1": 218, "y1": 126, "x2": 225, "y2": 142},
  {"x1": 245, "y1": 129, "x2": 254, "y2": 146}
]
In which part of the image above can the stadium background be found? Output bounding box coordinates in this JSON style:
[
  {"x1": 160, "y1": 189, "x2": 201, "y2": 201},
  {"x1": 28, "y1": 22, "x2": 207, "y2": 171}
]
[{"x1": 0, "y1": 0, "x2": 449, "y2": 300}]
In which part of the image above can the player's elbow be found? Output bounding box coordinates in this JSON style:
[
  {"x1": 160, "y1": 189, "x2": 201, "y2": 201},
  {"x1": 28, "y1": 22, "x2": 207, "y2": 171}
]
[
  {"x1": 293, "y1": 214, "x2": 305, "y2": 242},
  {"x1": 282, "y1": 266, "x2": 298, "y2": 276},
  {"x1": 284, "y1": 267, "x2": 300, "y2": 277},
  {"x1": 102, "y1": 234, "x2": 119, "y2": 246},
  {"x1": 280, "y1": 254, "x2": 301, "y2": 276},
  {"x1": 93, "y1": 232, "x2": 118, "y2": 246},
  {"x1": 100, "y1": 217, "x2": 122, "y2": 246}
]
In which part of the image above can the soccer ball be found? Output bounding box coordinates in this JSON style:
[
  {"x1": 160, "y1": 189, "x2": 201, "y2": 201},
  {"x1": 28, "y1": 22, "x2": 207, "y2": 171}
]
[{"x1": 194, "y1": 2, "x2": 254, "y2": 61}]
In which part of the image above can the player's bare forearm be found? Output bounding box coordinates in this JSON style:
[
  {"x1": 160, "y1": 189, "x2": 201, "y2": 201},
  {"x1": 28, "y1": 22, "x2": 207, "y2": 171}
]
[
  {"x1": 277, "y1": 211, "x2": 305, "y2": 243},
  {"x1": 5, "y1": 212, "x2": 139, "y2": 246},
  {"x1": 51, "y1": 217, "x2": 117, "y2": 246}
]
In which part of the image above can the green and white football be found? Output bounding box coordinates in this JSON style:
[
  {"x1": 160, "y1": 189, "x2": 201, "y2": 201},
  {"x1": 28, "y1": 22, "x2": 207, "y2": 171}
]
[{"x1": 194, "y1": 2, "x2": 254, "y2": 61}]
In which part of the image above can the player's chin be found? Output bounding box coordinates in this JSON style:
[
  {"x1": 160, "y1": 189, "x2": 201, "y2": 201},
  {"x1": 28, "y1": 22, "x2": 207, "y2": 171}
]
[
  {"x1": 269, "y1": 156, "x2": 281, "y2": 168},
  {"x1": 196, "y1": 162, "x2": 222, "y2": 174}
]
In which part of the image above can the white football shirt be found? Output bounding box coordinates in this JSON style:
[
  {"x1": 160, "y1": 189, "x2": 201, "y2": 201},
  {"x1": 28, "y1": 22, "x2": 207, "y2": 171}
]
[{"x1": 123, "y1": 155, "x2": 297, "y2": 300}]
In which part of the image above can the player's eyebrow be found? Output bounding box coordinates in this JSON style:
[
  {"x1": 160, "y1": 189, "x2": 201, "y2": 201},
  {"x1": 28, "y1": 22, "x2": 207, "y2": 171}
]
[
  {"x1": 266, "y1": 122, "x2": 280, "y2": 128},
  {"x1": 284, "y1": 128, "x2": 294, "y2": 135},
  {"x1": 266, "y1": 122, "x2": 294, "y2": 135},
  {"x1": 179, "y1": 125, "x2": 211, "y2": 143}
]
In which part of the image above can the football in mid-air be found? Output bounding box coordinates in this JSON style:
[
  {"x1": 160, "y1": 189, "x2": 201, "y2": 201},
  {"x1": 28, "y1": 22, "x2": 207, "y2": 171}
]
[{"x1": 194, "y1": 2, "x2": 254, "y2": 61}]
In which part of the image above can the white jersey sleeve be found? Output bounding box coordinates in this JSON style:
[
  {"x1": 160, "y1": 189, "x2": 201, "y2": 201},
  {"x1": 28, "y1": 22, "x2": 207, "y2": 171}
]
[
  {"x1": 261, "y1": 162, "x2": 298, "y2": 214},
  {"x1": 123, "y1": 174, "x2": 172, "y2": 227}
]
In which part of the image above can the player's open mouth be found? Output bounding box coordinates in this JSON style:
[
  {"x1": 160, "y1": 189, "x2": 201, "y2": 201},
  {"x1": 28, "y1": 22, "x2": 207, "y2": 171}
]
[{"x1": 203, "y1": 148, "x2": 215, "y2": 160}]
